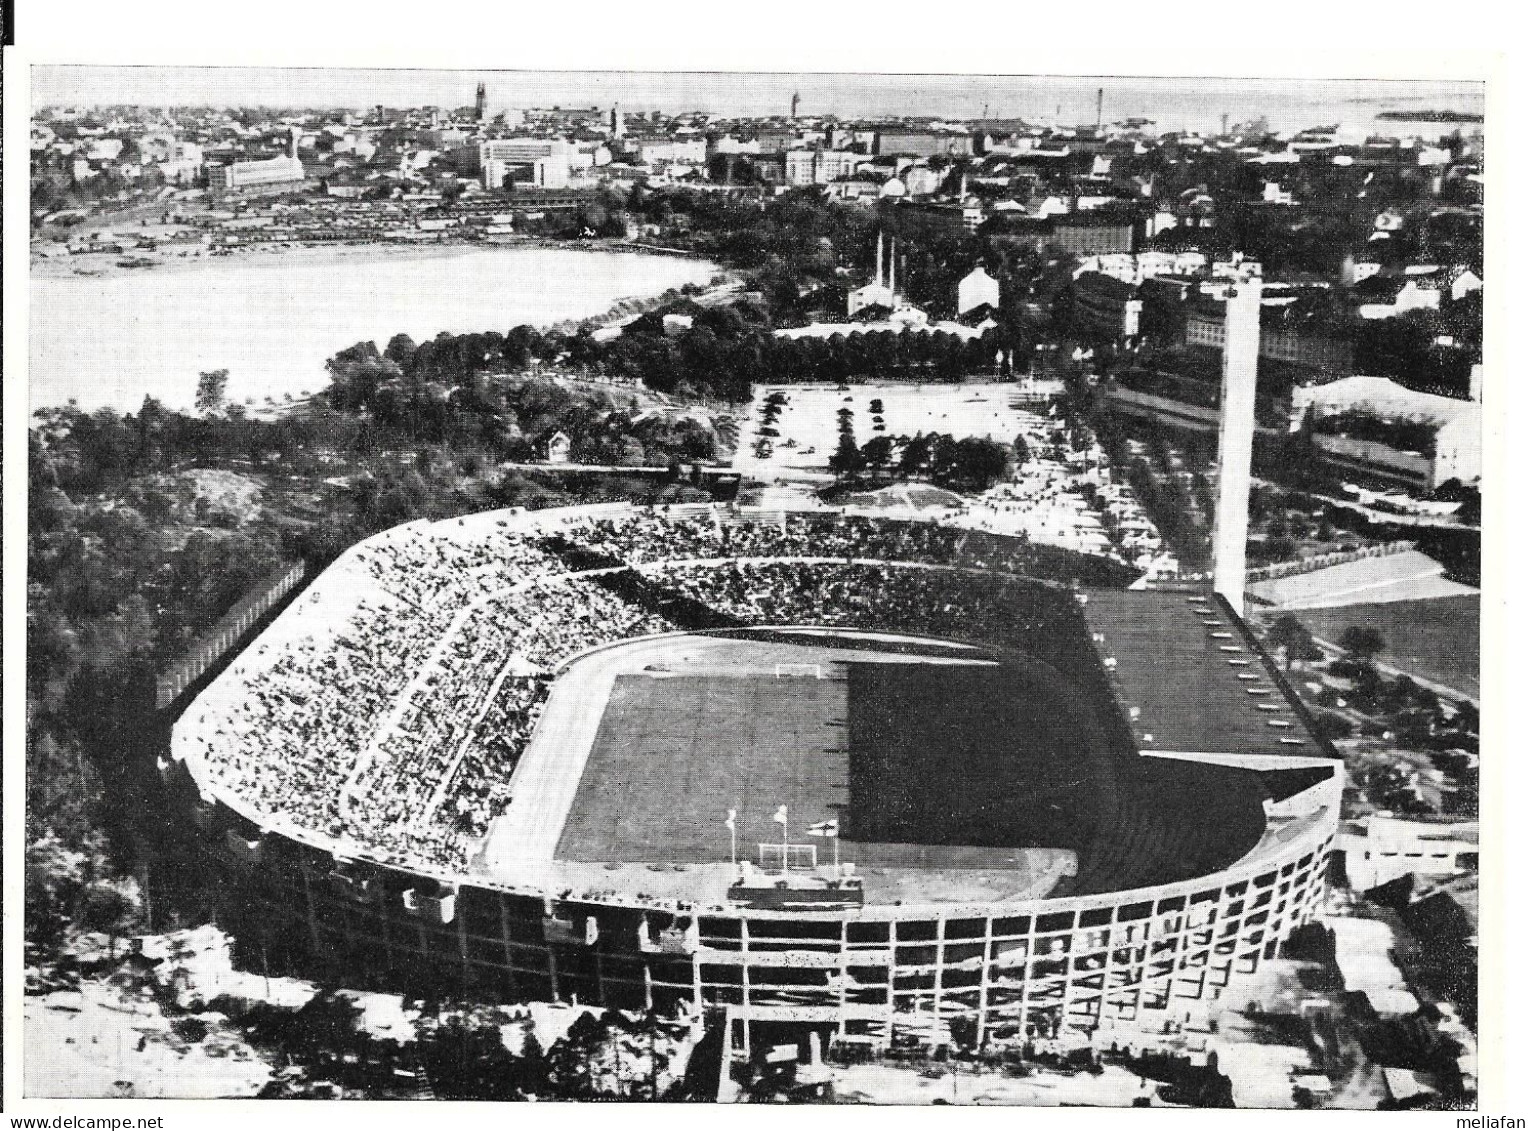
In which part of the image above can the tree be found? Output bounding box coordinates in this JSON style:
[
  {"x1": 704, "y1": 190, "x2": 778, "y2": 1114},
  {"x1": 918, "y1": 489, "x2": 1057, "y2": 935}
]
[
  {"x1": 935, "y1": 436, "x2": 1013, "y2": 493},
  {"x1": 829, "y1": 432, "x2": 865, "y2": 480},
  {"x1": 861, "y1": 435, "x2": 895, "y2": 479},
  {"x1": 1267, "y1": 614, "x2": 1318, "y2": 669},
  {"x1": 1340, "y1": 625, "x2": 1386, "y2": 661},
  {"x1": 194, "y1": 369, "x2": 229, "y2": 416}
]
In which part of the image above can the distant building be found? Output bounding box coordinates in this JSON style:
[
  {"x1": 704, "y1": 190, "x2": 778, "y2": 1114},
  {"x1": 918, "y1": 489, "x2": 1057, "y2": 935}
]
[
  {"x1": 1291, "y1": 375, "x2": 1482, "y2": 490},
  {"x1": 784, "y1": 148, "x2": 862, "y2": 186},
  {"x1": 985, "y1": 210, "x2": 1138, "y2": 256},
  {"x1": 873, "y1": 129, "x2": 971, "y2": 158},
  {"x1": 1341, "y1": 814, "x2": 1479, "y2": 891},
  {"x1": 207, "y1": 154, "x2": 305, "y2": 193},
  {"x1": 481, "y1": 138, "x2": 575, "y2": 190},
  {"x1": 546, "y1": 432, "x2": 572, "y2": 464},
  {"x1": 956, "y1": 266, "x2": 1000, "y2": 317},
  {"x1": 1353, "y1": 274, "x2": 1442, "y2": 319},
  {"x1": 1073, "y1": 271, "x2": 1143, "y2": 341},
  {"x1": 637, "y1": 138, "x2": 707, "y2": 167},
  {"x1": 848, "y1": 230, "x2": 896, "y2": 316},
  {"x1": 1185, "y1": 306, "x2": 1354, "y2": 372}
]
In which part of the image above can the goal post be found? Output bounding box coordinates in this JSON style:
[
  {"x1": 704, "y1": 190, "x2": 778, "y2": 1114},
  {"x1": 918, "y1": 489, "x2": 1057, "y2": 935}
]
[
  {"x1": 774, "y1": 663, "x2": 824, "y2": 679},
  {"x1": 759, "y1": 842, "x2": 817, "y2": 870}
]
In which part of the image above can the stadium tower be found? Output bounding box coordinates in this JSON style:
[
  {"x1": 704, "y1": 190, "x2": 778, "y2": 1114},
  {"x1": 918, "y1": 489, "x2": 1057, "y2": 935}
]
[{"x1": 1211, "y1": 258, "x2": 1263, "y2": 608}]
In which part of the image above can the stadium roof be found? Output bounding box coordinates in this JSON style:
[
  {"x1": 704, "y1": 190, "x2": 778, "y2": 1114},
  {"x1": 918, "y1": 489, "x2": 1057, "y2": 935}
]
[{"x1": 1079, "y1": 589, "x2": 1332, "y2": 760}]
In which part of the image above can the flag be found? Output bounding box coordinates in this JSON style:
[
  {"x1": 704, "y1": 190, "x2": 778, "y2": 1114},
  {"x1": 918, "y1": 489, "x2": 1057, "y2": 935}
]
[
  {"x1": 807, "y1": 820, "x2": 839, "y2": 838},
  {"x1": 772, "y1": 805, "x2": 788, "y2": 826},
  {"x1": 725, "y1": 809, "x2": 737, "y2": 832}
]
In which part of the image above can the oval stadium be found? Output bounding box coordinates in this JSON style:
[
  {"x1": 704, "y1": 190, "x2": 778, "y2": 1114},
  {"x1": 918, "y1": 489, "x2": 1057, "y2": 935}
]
[{"x1": 164, "y1": 505, "x2": 1342, "y2": 1050}]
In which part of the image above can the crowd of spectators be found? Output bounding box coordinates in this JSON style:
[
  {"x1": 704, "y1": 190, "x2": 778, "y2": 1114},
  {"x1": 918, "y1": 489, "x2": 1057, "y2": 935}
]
[
  {"x1": 567, "y1": 510, "x2": 1133, "y2": 586},
  {"x1": 181, "y1": 504, "x2": 1120, "y2": 873}
]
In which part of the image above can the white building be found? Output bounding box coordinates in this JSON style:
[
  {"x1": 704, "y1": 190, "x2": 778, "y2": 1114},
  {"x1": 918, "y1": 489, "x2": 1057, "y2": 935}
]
[
  {"x1": 848, "y1": 230, "x2": 896, "y2": 315},
  {"x1": 637, "y1": 138, "x2": 707, "y2": 167},
  {"x1": 1342, "y1": 814, "x2": 1479, "y2": 890},
  {"x1": 207, "y1": 154, "x2": 305, "y2": 193},
  {"x1": 1357, "y1": 276, "x2": 1443, "y2": 319},
  {"x1": 481, "y1": 138, "x2": 576, "y2": 190},
  {"x1": 956, "y1": 266, "x2": 1001, "y2": 316},
  {"x1": 1292, "y1": 375, "x2": 1482, "y2": 489}
]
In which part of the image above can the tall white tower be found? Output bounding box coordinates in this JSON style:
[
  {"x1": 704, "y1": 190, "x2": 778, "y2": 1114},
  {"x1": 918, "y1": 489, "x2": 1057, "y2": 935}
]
[{"x1": 1212, "y1": 258, "x2": 1263, "y2": 609}]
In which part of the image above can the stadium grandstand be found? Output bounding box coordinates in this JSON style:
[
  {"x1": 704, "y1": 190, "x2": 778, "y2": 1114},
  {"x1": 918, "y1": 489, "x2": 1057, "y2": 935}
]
[{"x1": 162, "y1": 504, "x2": 1341, "y2": 1050}]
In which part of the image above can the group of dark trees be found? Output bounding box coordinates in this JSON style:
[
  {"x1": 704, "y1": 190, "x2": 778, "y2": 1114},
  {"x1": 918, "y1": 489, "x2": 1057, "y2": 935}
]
[
  {"x1": 241, "y1": 994, "x2": 700, "y2": 1099},
  {"x1": 28, "y1": 380, "x2": 730, "y2": 961},
  {"x1": 326, "y1": 306, "x2": 1009, "y2": 431},
  {"x1": 828, "y1": 428, "x2": 1015, "y2": 494}
]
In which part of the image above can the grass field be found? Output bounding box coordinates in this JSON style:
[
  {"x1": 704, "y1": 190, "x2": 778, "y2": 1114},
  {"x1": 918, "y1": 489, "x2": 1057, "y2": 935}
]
[
  {"x1": 556, "y1": 671, "x2": 849, "y2": 866},
  {"x1": 1292, "y1": 594, "x2": 1480, "y2": 698},
  {"x1": 555, "y1": 649, "x2": 1115, "y2": 871},
  {"x1": 848, "y1": 660, "x2": 1109, "y2": 852}
]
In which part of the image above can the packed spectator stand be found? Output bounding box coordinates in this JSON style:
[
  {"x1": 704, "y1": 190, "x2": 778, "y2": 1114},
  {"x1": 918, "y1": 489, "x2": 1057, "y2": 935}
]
[{"x1": 174, "y1": 505, "x2": 1138, "y2": 873}]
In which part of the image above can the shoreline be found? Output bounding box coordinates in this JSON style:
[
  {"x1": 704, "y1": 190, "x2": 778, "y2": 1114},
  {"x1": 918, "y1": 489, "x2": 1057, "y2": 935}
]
[{"x1": 30, "y1": 234, "x2": 711, "y2": 283}]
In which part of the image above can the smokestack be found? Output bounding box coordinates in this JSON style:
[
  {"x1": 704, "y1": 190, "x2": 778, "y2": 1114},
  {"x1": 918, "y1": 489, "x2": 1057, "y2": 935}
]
[
  {"x1": 792, "y1": 91, "x2": 801, "y2": 120},
  {"x1": 1221, "y1": 113, "x2": 1230, "y2": 137},
  {"x1": 475, "y1": 82, "x2": 487, "y2": 122},
  {"x1": 1212, "y1": 261, "x2": 1263, "y2": 609},
  {"x1": 1096, "y1": 88, "x2": 1104, "y2": 133}
]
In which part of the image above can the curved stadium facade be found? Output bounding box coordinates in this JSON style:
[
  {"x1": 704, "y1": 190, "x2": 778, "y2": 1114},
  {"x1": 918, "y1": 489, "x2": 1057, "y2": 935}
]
[{"x1": 164, "y1": 504, "x2": 1341, "y2": 1049}]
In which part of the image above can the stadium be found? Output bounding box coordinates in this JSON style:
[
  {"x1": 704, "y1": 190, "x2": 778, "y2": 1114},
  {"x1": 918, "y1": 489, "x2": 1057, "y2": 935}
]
[{"x1": 164, "y1": 504, "x2": 1342, "y2": 1051}]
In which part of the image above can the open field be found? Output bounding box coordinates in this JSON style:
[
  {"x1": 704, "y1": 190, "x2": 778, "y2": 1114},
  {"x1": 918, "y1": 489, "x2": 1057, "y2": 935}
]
[
  {"x1": 734, "y1": 383, "x2": 1049, "y2": 481},
  {"x1": 1249, "y1": 550, "x2": 1475, "y2": 610},
  {"x1": 1291, "y1": 595, "x2": 1480, "y2": 699},
  {"x1": 558, "y1": 671, "x2": 847, "y2": 865},
  {"x1": 495, "y1": 629, "x2": 1096, "y2": 903}
]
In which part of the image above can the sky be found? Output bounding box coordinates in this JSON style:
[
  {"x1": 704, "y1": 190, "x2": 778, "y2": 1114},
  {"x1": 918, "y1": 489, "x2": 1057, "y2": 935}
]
[{"x1": 31, "y1": 67, "x2": 1484, "y2": 135}]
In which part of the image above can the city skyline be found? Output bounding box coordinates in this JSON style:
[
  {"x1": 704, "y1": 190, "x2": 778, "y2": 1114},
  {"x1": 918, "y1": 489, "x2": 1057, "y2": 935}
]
[{"x1": 33, "y1": 66, "x2": 1485, "y2": 135}]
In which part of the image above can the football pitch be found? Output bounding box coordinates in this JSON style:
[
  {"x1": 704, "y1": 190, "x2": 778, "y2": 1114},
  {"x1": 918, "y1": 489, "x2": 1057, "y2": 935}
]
[
  {"x1": 553, "y1": 646, "x2": 1114, "y2": 871},
  {"x1": 555, "y1": 671, "x2": 848, "y2": 866}
]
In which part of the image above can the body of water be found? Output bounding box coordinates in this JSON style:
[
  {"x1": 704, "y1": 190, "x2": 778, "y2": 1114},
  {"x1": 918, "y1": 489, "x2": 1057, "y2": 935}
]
[
  {"x1": 36, "y1": 68, "x2": 1484, "y2": 138},
  {"x1": 30, "y1": 245, "x2": 718, "y2": 414}
]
